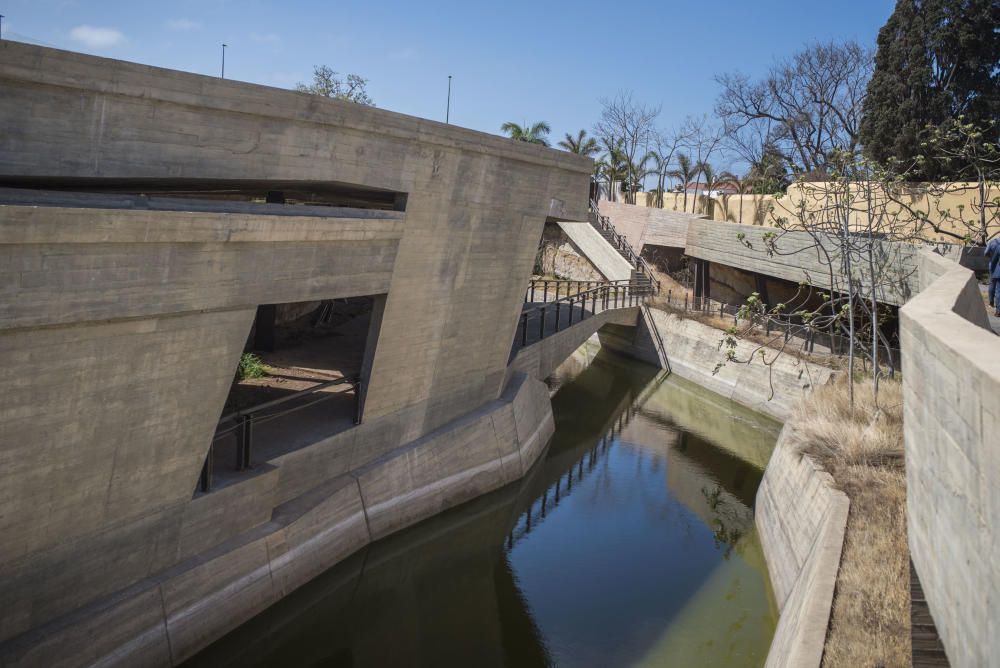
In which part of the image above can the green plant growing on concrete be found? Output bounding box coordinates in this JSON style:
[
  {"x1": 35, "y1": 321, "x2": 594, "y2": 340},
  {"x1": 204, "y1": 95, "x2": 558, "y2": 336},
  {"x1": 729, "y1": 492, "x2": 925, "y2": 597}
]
[
  {"x1": 237, "y1": 353, "x2": 270, "y2": 380},
  {"x1": 296, "y1": 65, "x2": 374, "y2": 106}
]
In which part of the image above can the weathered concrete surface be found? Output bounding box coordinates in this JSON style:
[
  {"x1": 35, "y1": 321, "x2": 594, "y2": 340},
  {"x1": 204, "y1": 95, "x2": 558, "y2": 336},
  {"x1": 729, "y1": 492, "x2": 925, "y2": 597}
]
[
  {"x1": 756, "y1": 426, "x2": 849, "y2": 668},
  {"x1": 0, "y1": 371, "x2": 554, "y2": 667},
  {"x1": 596, "y1": 198, "x2": 697, "y2": 251},
  {"x1": 639, "y1": 306, "x2": 840, "y2": 668},
  {"x1": 507, "y1": 306, "x2": 641, "y2": 381},
  {"x1": 645, "y1": 309, "x2": 833, "y2": 422},
  {"x1": 0, "y1": 40, "x2": 591, "y2": 663},
  {"x1": 901, "y1": 250, "x2": 1000, "y2": 668},
  {"x1": 535, "y1": 222, "x2": 604, "y2": 281},
  {"x1": 554, "y1": 221, "x2": 633, "y2": 280}
]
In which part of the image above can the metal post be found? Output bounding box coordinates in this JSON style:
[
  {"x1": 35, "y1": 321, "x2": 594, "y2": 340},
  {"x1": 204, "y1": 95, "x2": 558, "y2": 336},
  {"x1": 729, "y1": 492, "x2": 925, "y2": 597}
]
[
  {"x1": 353, "y1": 378, "x2": 364, "y2": 425},
  {"x1": 521, "y1": 312, "x2": 528, "y2": 346},
  {"x1": 544, "y1": 281, "x2": 549, "y2": 302},
  {"x1": 200, "y1": 443, "x2": 214, "y2": 492},
  {"x1": 555, "y1": 303, "x2": 561, "y2": 332},
  {"x1": 539, "y1": 307, "x2": 546, "y2": 340},
  {"x1": 568, "y1": 296, "x2": 574, "y2": 325},
  {"x1": 238, "y1": 414, "x2": 252, "y2": 471},
  {"x1": 531, "y1": 281, "x2": 536, "y2": 302},
  {"x1": 446, "y1": 75, "x2": 452, "y2": 124},
  {"x1": 221, "y1": 44, "x2": 227, "y2": 79},
  {"x1": 592, "y1": 290, "x2": 597, "y2": 315}
]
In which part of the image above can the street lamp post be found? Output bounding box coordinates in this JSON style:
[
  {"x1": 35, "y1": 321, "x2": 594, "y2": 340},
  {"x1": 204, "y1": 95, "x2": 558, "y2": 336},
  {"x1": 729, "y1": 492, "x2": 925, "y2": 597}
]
[
  {"x1": 221, "y1": 43, "x2": 227, "y2": 79},
  {"x1": 446, "y1": 75, "x2": 452, "y2": 124}
]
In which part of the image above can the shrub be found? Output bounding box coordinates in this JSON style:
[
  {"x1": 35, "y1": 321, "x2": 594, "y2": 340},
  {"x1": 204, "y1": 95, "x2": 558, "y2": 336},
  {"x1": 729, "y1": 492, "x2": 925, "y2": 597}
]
[{"x1": 237, "y1": 353, "x2": 269, "y2": 380}]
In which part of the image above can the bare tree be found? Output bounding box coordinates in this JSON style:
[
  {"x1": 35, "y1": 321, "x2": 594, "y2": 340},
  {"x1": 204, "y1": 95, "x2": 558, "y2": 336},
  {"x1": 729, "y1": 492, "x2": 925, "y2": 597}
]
[
  {"x1": 682, "y1": 115, "x2": 725, "y2": 213},
  {"x1": 715, "y1": 41, "x2": 873, "y2": 178},
  {"x1": 594, "y1": 91, "x2": 661, "y2": 204},
  {"x1": 644, "y1": 127, "x2": 688, "y2": 208}
]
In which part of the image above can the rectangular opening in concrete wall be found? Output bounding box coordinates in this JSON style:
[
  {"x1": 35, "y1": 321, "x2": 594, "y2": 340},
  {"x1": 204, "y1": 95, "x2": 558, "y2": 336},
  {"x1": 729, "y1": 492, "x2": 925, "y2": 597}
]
[
  {"x1": 0, "y1": 177, "x2": 407, "y2": 211},
  {"x1": 199, "y1": 294, "x2": 386, "y2": 493}
]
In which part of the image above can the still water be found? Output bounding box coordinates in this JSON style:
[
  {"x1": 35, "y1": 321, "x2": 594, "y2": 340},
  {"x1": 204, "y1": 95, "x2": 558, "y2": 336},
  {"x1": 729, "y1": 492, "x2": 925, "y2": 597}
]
[{"x1": 186, "y1": 347, "x2": 781, "y2": 668}]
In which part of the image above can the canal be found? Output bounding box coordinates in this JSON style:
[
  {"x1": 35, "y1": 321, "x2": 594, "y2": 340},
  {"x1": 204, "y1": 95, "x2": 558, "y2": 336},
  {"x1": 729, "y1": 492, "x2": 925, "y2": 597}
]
[{"x1": 185, "y1": 346, "x2": 781, "y2": 668}]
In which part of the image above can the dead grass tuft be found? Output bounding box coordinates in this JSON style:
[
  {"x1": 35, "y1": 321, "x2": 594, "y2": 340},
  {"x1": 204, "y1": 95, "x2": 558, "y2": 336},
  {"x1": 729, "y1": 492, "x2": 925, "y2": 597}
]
[{"x1": 790, "y1": 374, "x2": 911, "y2": 667}]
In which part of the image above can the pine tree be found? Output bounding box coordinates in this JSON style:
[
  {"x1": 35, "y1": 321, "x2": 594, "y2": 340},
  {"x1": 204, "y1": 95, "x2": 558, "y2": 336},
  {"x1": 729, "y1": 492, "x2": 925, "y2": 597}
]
[{"x1": 859, "y1": 0, "x2": 1000, "y2": 178}]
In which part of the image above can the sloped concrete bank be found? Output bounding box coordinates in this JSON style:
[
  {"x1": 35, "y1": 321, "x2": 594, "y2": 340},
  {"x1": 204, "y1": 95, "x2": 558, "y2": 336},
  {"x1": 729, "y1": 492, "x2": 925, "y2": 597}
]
[
  {"x1": 637, "y1": 309, "x2": 845, "y2": 667},
  {"x1": 0, "y1": 373, "x2": 554, "y2": 668}
]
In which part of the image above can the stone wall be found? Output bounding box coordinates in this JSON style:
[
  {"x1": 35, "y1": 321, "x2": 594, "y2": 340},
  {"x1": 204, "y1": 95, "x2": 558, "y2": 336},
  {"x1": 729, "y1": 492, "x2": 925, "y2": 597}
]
[
  {"x1": 900, "y1": 250, "x2": 999, "y2": 668},
  {"x1": 534, "y1": 222, "x2": 604, "y2": 281}
]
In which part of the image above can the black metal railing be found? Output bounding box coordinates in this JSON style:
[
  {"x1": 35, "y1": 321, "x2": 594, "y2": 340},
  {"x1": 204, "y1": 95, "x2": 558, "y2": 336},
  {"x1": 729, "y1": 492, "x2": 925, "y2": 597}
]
[
  {"x1": 589, "y1": 198, "x2": 661, "y2": 295},
  {"x1": 655, "y1": 290, "x2": 901, "y2": 370},
  {"x1": 514, "y1": 279, "x2": 650, "y2": 350},
  {"x1": 199, "y1": 374, "x2": 361, "y2": 493}
]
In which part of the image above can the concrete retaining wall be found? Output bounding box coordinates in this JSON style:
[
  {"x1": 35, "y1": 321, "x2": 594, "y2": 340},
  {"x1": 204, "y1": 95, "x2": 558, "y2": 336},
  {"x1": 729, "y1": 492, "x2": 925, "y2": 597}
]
[
  {"x1": 901, "y1": 250, "x2": 1000, "y2": 668},
  {"x1": 642, "y1": 307, "x2": 842, "y2": 667},
  {"x1": 645, "y1": 309, "x2": 832, "y2": 422},
  {"x1": 0, "y1": 371, "x2": 553, "y2": 667},
  {"x1": 554, "y1": 221, "x2": 633, "y2": 280},
  {"x1": 596, "y1": 198, "x2": 696, "y2": 251},
  {"x1": 756, "y1": 427, "x2": 849, "y2": 668}
]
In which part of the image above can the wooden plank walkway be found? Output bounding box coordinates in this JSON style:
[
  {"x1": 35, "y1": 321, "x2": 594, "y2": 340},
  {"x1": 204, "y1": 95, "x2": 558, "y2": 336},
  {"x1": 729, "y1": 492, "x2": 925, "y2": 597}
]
[{"x1": 911, "y1": 560, "x2": 950, "y2": 667}]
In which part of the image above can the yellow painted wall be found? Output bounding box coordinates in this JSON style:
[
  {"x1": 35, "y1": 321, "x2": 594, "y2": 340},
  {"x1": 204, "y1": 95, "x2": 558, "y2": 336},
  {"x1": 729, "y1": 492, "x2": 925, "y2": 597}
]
[{"x1": 632, "y1": 183, "x2": 1000, "y2": 243}]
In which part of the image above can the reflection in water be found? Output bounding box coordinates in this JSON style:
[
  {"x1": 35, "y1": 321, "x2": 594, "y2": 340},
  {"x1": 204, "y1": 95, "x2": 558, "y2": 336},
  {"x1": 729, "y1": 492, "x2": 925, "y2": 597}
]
[{"x1": 185, "y1": 348, "x2": 780, "y2": 668}]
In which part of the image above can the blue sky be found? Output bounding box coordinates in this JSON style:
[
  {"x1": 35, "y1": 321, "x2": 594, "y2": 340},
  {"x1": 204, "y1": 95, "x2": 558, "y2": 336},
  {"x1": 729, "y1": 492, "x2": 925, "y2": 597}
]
[{"x1": 2, "y1": 0, "x2": 895, "y2": 169}]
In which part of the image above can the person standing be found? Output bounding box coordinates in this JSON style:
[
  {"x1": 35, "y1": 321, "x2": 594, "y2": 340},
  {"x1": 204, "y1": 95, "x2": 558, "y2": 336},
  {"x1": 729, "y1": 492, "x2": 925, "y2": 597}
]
[{"x1": 986, "y1": 237, "x2": 1000, "y2": 316}]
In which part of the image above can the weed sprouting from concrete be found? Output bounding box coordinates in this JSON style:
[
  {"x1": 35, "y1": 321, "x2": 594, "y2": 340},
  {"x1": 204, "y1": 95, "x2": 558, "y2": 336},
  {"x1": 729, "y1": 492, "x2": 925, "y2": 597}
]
[{"x1": 237, "y1": 353, "x2": 270, "y2": 380}]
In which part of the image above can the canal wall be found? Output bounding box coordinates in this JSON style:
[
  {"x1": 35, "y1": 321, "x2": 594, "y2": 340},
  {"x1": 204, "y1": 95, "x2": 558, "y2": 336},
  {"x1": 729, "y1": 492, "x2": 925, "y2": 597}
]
[
  {"x1": 900, "y1": 250, "x2": 999, "y2": 668},
  {"x1": 642, "y1": 309, "x2": 832, "y2": 422},
  {"x1": 640, "y1": 307, "x2": 843, "y2": 668}
]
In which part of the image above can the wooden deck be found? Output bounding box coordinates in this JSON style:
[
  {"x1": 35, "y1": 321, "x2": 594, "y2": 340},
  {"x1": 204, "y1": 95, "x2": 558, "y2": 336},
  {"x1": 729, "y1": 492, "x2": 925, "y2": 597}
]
[{"x1": 911, "y1": 560, "x2": 950, "y2": 667}]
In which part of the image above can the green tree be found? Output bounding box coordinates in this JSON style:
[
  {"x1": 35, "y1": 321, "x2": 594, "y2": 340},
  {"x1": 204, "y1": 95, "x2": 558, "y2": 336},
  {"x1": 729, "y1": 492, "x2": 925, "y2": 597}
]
[
  {"x1": 695, "y1": 162, "x2": 736, "y2": 219},
  {"x1": 669, "y1": 153, "x2": 698, "y2": 212},
  {"x1": 595, "y1": 138, "x2": 629, "y2": 202},
  {"x1": 558, "y1": 129, "x2": 599, "y2": 156},
  {"x1": 747, "y1": 145, "x2": 790, "y2": 194},
  {"x1": 859, "y1": 0, "x2": 1000, "y2": 177},
  {"x1": 296, "y1": 65, "x2": 374, "y2": 106},
  {"x1": 500, "y1": 121, "x2": 551, "y2": 146}
]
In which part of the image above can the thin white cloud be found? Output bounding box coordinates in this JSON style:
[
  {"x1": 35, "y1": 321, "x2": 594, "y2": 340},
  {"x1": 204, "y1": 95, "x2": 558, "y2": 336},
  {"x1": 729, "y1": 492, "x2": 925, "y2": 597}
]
[
  {"x1": 249, "y1": 32, "x2": 281, "y2": 45},
  {"x1": 166, "y1": 18, "x2": 203, "y2": 32},
  {"x1": 70, "y1": 25, "x2": 124, "y2": 49},
  {"x1": 389, "y1": 47, "x2": 418, "y2": 62}
]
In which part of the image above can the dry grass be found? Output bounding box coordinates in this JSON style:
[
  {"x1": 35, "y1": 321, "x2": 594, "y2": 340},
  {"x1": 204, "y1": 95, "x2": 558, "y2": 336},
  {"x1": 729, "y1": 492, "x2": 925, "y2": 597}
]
[{"x1": 790, "y1": 374, "x2": 911, "y2": 668}]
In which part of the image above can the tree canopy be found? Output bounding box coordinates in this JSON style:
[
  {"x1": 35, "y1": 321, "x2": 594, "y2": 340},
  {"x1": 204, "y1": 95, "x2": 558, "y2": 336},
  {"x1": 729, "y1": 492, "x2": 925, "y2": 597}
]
[
  {"x1": 296, "y1": 65, "x2": 375, "y2": 106},
  {"x1": 501, "y1": 121, "x2": 551, "y2": 146},
  {"x1": 859, "y1": 0, "x2": 1000, "y2": 178}
]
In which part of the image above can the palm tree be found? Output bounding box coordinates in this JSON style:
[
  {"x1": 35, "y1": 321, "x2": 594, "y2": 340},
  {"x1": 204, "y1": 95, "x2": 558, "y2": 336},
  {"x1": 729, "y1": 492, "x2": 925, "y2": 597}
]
[
  {"x1": 731, "y1": 175, "x2": 752, "y2": 225},
  {"x1": 624, "y1": 154, "x2": 652, "y2": 205},
  {"x1": 645, "y1": 150, "x2": 671, "y2": 208},
  {"x1": 558, "y1": 129, "x2": 600, "y2": 156},
  {"x1": 696, "y1": 162, "x2": 737, "y2": 219},
  {"x1": 595, "y1": 138, "x2": 628, "y2": 202},
  {"x1": 500, "y1": 121, "x2": 551, "y2": 146},
  {"x1": 668, "y1": 153, "x2": 698, "y2": 213}
]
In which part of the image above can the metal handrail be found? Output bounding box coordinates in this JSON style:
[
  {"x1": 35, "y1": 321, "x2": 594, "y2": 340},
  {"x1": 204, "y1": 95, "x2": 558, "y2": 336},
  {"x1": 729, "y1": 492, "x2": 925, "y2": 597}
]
[
  {"x1": 200, "y1": 373, "x2": 362, "y2": 493},
  {"x1": 515, "y1": 279, "x2": 651, "y2": 350},
  {"x1": 589, "y1": 198, "x2": 661, "y2": 294}
]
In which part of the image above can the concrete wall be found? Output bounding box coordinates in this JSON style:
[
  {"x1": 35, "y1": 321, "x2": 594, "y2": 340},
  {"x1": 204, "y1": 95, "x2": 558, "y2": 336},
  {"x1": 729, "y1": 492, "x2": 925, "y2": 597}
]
[
  {"x1": 901, "y1": 250, "x2": 1000, "y2": 668},
  {"x1": 755, "y1": 426, "x2": 849, "y2": 668},
  {"x1": 0, "y1": 41, "x2": 592, "y2": 663},
  {"x1": 645, "y1": 309, "x2": 833, "y2": 422},
  {"x1": 535, "y1": 222, "x2": 604, "y2": 281},
  {"x1": 596, "y1": 197, "x2": 696, "y2": 251},
  {"x1": 555, "y1": 221, "x2": 633, "y2": 280},
  {"x1": 641, "y1": 306, "x2": 841, "y2": 667}
]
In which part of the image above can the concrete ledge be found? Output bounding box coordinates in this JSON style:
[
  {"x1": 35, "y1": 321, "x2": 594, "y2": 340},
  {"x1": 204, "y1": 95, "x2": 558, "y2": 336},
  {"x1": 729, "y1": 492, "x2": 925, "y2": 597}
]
[
  {"x1": 645, "y1": 309, "x2": 832, "y2": 422},
  {"x1": 0, "y1": 372, "x2": 554, "y2": 667},
  {"x1": 756, "y1": 426, "x2": 849, "y2": 668}
]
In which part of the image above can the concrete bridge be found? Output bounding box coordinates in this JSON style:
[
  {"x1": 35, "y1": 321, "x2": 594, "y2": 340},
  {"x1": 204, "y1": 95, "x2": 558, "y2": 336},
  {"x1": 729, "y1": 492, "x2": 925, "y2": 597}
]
[{"x1": 0, "y1": 41, "x2": 672, "y2": 667}]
